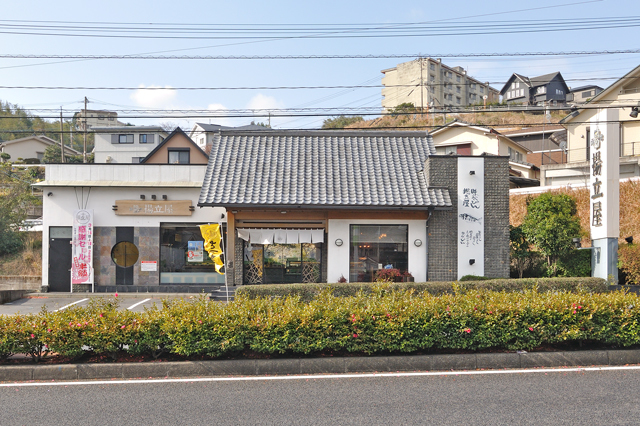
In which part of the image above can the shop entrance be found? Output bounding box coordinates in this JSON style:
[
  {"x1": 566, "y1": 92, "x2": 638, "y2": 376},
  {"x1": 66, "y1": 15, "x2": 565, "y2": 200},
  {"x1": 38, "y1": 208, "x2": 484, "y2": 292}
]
[
  {"x1": 243, "y1": 242, "x2": 322, "y2": 284},
  {"x1": 49, "y1": 227, "x2": 72, "y2": 292}
]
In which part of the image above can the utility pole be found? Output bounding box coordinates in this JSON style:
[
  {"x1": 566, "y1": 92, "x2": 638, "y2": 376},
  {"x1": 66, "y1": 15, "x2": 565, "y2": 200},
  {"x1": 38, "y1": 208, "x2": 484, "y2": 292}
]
[
  {"x1": 420, "y1": 58, "x2": 424, "y2": 116},
  {"x1": 60, "y1": 107, "x2": 65, "y2": 163},
  {"x1": 83, "y1": 97, "x2": 88, "y2": 163}
]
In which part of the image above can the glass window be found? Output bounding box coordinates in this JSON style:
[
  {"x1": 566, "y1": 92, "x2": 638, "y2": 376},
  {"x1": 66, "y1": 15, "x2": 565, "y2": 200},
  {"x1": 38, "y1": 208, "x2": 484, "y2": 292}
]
[
  {"x1": 118, "y1": 134, "x2": 134, "y2": 144},
  {"x1": 508, "y1": 147, "x2": 523, "y2": 163},
  {"x1": 111, "y1": 241, "x2": 139, "y2": 268},
  {"x1": 168, "y1": 150, "x2": 190, "y2": 164},
  {"x1": 480, "y1": 86, "x2": 484, "y2": 93},
  {"x1": 349, "y1": 225, "x2": 408, "y2": 282},
  {"x1": 160, "y1": 223, "x2": 225, "y2": 284},
  {"x1": 139, "y1": 134, "x2": 148, "y2": 143}
]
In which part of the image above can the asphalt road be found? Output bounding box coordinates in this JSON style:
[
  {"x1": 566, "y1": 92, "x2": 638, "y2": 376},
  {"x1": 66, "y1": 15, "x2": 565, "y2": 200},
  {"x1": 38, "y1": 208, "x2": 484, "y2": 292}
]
[
  {"x1": 2, "y1": 368, "x2": 640, "y2": 425},
  {"x1": 0, "y1": 294, "x2": 198, "y2": 315}
]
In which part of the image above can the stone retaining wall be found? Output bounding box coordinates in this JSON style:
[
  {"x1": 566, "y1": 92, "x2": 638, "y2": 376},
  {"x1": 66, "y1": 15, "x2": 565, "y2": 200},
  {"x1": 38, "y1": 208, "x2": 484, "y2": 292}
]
[{"x1": 0, "y1": 275, "x2": 41, "y2": 291}]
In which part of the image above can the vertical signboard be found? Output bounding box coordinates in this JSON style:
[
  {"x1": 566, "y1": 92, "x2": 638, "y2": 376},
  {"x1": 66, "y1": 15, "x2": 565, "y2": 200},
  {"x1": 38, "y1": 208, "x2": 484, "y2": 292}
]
[
  {"x1": 72, "y1": 209, "x2": 94, "y2": 289},
  {"x1": 590, "y1": 109, "x2": 619, "y2": 281},
  {"x1": 458, "y1": 158, "x2": 485, "y2": 279},
  {"x1": 589, "y1": 109, "x2": 620, "y2": 240}
]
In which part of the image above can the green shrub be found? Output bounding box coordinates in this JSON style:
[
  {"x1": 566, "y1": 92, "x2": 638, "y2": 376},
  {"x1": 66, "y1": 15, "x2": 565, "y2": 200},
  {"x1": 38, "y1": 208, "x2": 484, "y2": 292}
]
[
  {"x1": 6, "y1": 284, "x2": 640, "y2": 363},
  {"x1": 556, "y1": 249, "x2": 592, "y2": 277},
  {"x1": 236, "y1": 277, "x2": 607, "y2": 301},
  {"x1": 459, "y1": 275, "x2": 491, "y2": 281}
]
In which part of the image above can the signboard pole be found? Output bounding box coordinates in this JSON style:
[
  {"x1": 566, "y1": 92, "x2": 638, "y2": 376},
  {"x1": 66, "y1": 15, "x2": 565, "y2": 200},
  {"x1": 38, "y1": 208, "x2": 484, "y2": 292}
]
[
  {"x1": 72, "y1": 209, "x2": 94, "y2": 292},
  {"x1": 219, "y1": 222, "x2": 229, "y2": 303},
  {"x1": 589, "y1": 109, "x2": 620, "y2": 283}
]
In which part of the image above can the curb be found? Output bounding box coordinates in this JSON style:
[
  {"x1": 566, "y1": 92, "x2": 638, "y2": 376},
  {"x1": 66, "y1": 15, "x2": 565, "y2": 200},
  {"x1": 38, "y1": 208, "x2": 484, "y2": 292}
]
[{"x1": 2, "y1": 349, "x2": 640, "y2": 382}]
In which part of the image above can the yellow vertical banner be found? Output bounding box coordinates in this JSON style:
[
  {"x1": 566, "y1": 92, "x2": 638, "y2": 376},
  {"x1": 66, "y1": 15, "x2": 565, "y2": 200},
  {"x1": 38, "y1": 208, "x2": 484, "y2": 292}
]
[{"x1": 199, "y1": 224, "x2": 225, "y2": 275}]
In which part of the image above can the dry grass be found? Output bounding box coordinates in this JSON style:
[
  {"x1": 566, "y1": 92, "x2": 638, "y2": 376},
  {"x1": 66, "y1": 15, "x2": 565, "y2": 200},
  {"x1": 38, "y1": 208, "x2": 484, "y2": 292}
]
[
  {"x1": 510, "y1": 180, "x2": 640, "y2": 246},
  {"x1": 0, "y1": 233, "x2": 42, "y2": 276},
  {"x1": 349, "y1": 110, "x2": 567, "y2": 131}
]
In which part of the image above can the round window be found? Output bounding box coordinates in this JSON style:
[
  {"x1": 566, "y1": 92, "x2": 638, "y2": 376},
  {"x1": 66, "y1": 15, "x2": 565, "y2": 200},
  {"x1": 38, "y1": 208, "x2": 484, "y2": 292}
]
[{"x1": 111, "y1": 241, "x2": 139, "y2": 268}]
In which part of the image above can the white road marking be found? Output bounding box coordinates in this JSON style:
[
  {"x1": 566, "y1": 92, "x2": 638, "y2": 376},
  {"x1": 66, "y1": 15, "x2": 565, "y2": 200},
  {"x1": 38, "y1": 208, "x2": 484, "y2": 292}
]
[
  {"x1": 126, "y1": 298, "x2": 151, "y2": 310},
  {"x1": 54, "y1": 298, "x2": 89, "y2": 312},
  {"x1": 2, "y1": 365, "x2": 640, "y2": 388}
]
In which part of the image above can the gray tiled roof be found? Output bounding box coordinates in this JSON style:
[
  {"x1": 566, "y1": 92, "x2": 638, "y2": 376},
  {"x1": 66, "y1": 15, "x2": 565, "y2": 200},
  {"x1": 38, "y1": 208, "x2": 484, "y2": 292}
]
[{"x1": 198, "y1": 130, "x2": 451, "y2": 209}]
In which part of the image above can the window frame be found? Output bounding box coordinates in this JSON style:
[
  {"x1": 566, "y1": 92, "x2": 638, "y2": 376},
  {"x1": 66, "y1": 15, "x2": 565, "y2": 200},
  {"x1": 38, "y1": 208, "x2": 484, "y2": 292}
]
[
  {"x1": 168, "y1": 148, "x2": 190, "y2": 164},
  {"x1": 118, "y1": 134, "x2": 134, "y2": 144}
]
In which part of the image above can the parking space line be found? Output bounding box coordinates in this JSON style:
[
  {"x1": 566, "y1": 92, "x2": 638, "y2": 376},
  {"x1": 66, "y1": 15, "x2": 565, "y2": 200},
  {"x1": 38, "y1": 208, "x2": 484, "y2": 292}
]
[
  {"x1": 127, "y1": 298, "x2": 151, "y2": 310},
  {"x1": 55, "y1": 298, "x2": 89, "y2": 312}
]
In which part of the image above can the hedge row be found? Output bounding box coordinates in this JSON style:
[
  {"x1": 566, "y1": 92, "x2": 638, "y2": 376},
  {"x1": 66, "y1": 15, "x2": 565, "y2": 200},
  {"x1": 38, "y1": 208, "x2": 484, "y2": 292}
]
[
  {"x1": 2, "y1": 284, "x2": 638, "y2": 362},
  {"x1": 236, "y1": 277, "x2": 608, "y2": 301}
]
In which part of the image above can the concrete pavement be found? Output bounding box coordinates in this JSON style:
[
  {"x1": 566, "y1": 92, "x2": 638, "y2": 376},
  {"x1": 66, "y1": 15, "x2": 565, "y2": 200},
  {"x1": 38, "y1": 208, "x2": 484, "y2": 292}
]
[{"x1": 2, "y1": 349, "x2": 640, "y2": 382}]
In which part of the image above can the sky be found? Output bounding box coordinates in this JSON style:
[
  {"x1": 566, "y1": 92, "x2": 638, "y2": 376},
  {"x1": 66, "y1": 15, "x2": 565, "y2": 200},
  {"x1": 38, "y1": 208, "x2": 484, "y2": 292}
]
[{"x1": 1, "y1": 0, "x2": 639, "y2": 131}]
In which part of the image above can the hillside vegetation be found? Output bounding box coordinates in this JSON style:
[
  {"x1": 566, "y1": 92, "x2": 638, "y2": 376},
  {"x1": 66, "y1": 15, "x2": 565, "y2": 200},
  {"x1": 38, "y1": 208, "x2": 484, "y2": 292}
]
[{"x1": 341, "y1": 110, "x2": 567, "y2": 131}]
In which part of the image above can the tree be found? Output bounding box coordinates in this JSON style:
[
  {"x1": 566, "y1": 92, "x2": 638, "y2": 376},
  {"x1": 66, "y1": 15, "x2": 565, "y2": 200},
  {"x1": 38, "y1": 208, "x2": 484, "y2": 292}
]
[
  {"x1": 250, "y1": 121, "x2": 270, "y2": 128},
  {"x1": 0, "y1": 163, "x2": 41, "y2": 255},
  {"x1": 391, "y1": 102, "x2": 416, "y2": 116},
  {"x1": 509, "y1": 225, "x2": 531, "y2": 279},
  {"x1": 321, "y1": 115, "x2": 364, "y2": 129},
  {"x1": 521, "y1": 193, "x2": 582, "y2": 276},
  {"x1": 42, "y1": 145, "x2": 63, "y2": 163}
]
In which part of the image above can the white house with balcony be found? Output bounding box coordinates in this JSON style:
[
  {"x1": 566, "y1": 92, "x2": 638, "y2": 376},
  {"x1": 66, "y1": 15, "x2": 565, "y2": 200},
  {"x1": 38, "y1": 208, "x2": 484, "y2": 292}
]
[
  {"x1": 92, "y1": 126, "x2": 168, "y2": 163},
  {"x1": 541, "y1": 64, "x2": 640, "y2": 186}
]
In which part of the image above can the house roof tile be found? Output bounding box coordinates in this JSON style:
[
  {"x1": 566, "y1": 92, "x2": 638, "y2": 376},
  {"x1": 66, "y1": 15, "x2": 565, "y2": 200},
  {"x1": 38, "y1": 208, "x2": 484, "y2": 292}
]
[{"x1": 198, "y1": 130, "x2": 450, "y2": 209}]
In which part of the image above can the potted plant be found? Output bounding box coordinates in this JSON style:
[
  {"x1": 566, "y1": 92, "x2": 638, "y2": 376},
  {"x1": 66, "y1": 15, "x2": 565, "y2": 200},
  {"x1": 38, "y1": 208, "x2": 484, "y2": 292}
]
[
  {"x1": 374, "y1": 268, "x2": 402, "y2": 282},
  {"x1": 402, "y1": 271, "x2": 414, "y2": 282}
]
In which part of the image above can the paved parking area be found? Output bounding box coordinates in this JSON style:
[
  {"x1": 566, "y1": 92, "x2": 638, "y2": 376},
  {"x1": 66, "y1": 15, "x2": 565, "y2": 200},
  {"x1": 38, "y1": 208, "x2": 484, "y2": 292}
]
[{"x1": 0, "y1": 293, "x2": 200, "y2": 315}]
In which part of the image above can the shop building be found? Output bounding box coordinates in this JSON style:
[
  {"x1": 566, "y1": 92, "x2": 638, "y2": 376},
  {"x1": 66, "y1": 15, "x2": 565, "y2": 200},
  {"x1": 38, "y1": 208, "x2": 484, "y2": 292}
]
[
  {"x1": 198, "y1": 130, "x2": 510, "y2": 284},
  {"x1": 37, "y1": 164, "x2": 226, "y2": 292}
]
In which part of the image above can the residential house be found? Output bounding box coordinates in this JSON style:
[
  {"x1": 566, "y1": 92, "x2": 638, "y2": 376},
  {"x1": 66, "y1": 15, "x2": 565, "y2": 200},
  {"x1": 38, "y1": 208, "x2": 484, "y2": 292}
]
[
  {"x1": 92, "y1": 126, "x2": 168, "y2": 163},
  {"x1": 430, "y1": 121, "x2": 539, "y2": 188},
  {"x1": 199, "y1": 129, "x2": 510, "y2": 285},
  {"x1": 140, "y1": 127, "x2": 208, "y2": 165},
  {"x1": 500, "y1": 72, "x2": 569, "y2": 106},
  {"x1": 566, "y1": 85, "x2": 604, "y2": 104},
  {"x1": 188, "y1": 122, "x2": 272, "y2": 150},
  {"x1": 381, "y1": 58, "x2": 499, "y2": 111},
  {"x1": 73, "y1": 109, "x2": 123, "y2": 130},
  {"x1": 501, "y1": 125, "x2": 567, "y2": 168},
  {"x1": 0, "y1": 135, "x2": 81, "y2": 163},
  {"x1": 542, "y1": 64, "x2": 640, "y2": 186}
]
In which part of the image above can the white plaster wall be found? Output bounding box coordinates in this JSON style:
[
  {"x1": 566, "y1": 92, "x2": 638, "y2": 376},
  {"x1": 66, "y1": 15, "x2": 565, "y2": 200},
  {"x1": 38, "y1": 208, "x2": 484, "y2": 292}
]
[
  {"x1": 327, "y1": 218, "x2": 427, "y2": 283},
  {"x1": 94, "y1": 131, "x2": 166, "y2": 163},
  {"x1": 41, "y1": 185, "x2": 225, "y2": 287}
]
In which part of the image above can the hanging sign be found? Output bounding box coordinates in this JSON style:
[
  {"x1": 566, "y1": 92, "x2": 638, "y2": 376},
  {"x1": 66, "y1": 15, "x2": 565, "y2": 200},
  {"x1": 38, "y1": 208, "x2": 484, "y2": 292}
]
[
  {"x1": 200, "y1": 224, "x2": 225, "y2": 275},
  {"x1": 72, "y1": 209, "x2": 94, "y2": 285}
]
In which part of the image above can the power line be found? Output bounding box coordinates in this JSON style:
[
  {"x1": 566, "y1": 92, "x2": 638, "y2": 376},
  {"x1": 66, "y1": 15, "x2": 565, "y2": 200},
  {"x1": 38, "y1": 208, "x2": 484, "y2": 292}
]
[
  {"x1": 2, "y1": 49, "x2": 640, "y2": 61},
  {"x1": 0, "y1": 76, "x2": 631, "y2": 92},
  {"x1": 1, "y1": 14, "x2": 637, "y2": 39},
  {"x1": 0, "y1": 119, "x2": 633, "y2": 135}
]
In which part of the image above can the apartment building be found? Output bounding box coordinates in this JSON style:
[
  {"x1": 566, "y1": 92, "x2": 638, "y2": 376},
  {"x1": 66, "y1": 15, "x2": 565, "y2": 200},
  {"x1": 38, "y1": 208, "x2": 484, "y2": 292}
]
[{"x1": 381, "y1": 58, "x2": 499, "y2": 110}]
